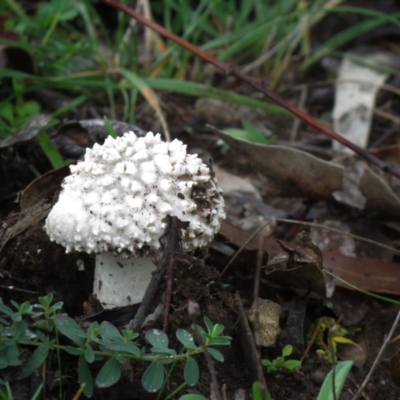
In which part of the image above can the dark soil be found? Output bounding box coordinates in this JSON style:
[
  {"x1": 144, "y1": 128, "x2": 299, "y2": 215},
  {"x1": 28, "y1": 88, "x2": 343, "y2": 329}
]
[{"x1": 2, "y1": 191, "x2": 400, "y2": 399}]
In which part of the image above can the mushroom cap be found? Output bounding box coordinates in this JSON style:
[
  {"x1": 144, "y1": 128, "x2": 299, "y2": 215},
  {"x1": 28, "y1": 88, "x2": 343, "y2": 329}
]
[{"x1": 45, "y1": 131, "x2": 225, "y2": 256}]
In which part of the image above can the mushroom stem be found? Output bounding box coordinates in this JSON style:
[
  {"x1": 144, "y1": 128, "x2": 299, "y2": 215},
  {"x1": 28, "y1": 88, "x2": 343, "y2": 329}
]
[{"x1": 94, "y1": 252, "x2": 157, "y2": 309}]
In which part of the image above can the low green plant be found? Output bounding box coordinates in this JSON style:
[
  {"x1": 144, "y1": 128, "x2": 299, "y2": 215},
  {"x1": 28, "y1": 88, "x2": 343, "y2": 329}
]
[
  {"x1": 0, "y1": 76, "x2": 66, "y2": 170},
  {"x1": 1, "y1": 0, "x2": 342, "y2": 134},
  {"x1": 252, "y1": 381, "x2": 272, "y2": 400},
  {"x1": 261, "y1": 344, "x2": 301, "y2": 373},
  {"x1": 0, "y1": 294, "x2": 231, "y2": 398},
  {"x1": 0, "y1": 78, "x2": 42, "y2": 139},
  {"x1": 2, "y1": 0, "x2": 398, "y2": 139},
  {"x1": 316, "y1": 360, "x2": 353, "y2": 400},
  {"x1": 0, "y1": 100, "x2": 41, "y2": 136},
  {"x1": 307, "y1": 317, "x2": 358, "y2": 365},
  {"x1": 223, "y1": 120, "x2": 274, "y2": 145}
]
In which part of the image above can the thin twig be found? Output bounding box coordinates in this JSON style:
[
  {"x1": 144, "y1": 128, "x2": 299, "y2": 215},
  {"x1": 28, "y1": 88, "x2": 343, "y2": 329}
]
[
  {"x1": 252, "y1": 233, "x2": 263, "y2": 349},
  {"x1": 128, "y1": 217, "x2": 180, "y2": 332},
  {"x1": 374, "y1": 108, "x2": 400, "y2": 125},
  {"x1": 127, "y1": 255, "x2": 167, "y2": 332},
  {"x1": 100, "y1": 0, "x2": 400, "y2": 180},
  {"x1": 0, "y1": 285, "x2": 39, "y2": 295},
  {"x1": 252, "y1": 231, "x2": 269, "y2": 397},
  {"x1": 220, "y1": 219, "x2": 274, "y2": 277},
  {"x1": 301, "y1": 319, "x2": 323, "y2": 364},
  {"x1": 188, "y1": 301, "x2": 222, "y2": 400},
  {"x1": 348, "y1": 374, "x2": 372, "y2": 400},
  {"x1": 351, "y1": 307, "x2": 400, "y2": 400},
  {"x1": 233, "y1": 292, "x2": 267, "y2": 386}
]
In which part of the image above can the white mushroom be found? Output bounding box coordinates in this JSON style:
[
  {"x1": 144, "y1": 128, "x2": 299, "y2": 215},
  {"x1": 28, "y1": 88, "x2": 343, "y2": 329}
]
[{"x1": 45, "y1": 131, "x2": 225, "y2": 309}]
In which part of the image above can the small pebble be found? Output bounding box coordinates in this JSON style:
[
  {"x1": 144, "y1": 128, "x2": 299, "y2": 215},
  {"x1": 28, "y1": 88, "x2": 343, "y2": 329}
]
[{"x1": 312, "y1": 370, "x2": 326, "y2": 384}]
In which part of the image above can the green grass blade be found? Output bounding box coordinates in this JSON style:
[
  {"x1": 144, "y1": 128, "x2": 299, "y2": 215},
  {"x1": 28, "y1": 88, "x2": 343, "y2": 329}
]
[
  {"x1": 302, "y1": 17, "x2": 388, "y2": 70},
  {"x1": 5, "y1": 382, "x2": 13, "y2": 400},
  {"x1": 317, "y1": 360, "x2": 353, "y2": 400},
  {"x1": 143, "y1": 78, "x2": 290, "y2": 115},
  {"x1": 52, "y1": 95, "x2": 88, "y2": 118},
  {"x1": 103, "y1": 116, "x2": 118, "y2": 139},
  {"x1": 31, "y1": 384, "x2": 43, "y2": 400},
  {"x1": 36, "y1": 131, "x2": 65, "y2": 169},
  {"x1": 335, "y1": 52, "x2": 399, "y2": 76},
  {"x1": 324, "y1": 270, "x2": 400, "y2": 305},
  {"x1": 0, "y1": 387, "x2": 10, "y2": 400},
  {"x1": 329, "y1": 6, "x2": 400, "y2": 27}
]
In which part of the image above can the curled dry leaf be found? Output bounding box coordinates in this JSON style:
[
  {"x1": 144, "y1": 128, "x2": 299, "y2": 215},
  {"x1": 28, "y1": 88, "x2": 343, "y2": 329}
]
[
  {"x1": 20, "y1": 165, "x2": 71, "y2": 210},
  {"x1": 266, "y1": 232, "x2": 328, "y2": 298},
  {"x1": 266, "y1": 262, "x2": 327, "y2": 298},
  {"x1": 213, "y1": 129, "x2": 400, "y2": 218},
  {"x1": 0, "y1": 115, "x2": 51, "y2": 149}
]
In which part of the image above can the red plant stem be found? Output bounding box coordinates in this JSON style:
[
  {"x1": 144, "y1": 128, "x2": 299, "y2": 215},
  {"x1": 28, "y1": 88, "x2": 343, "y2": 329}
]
[{"x1": 101, "y1": 0, "x2": 400, "y2": 180}]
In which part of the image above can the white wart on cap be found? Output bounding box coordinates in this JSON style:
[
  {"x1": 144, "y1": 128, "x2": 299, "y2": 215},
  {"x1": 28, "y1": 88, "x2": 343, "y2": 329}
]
[{"x1": 45, "y1": 131, "x2": 225, "y2": 308}]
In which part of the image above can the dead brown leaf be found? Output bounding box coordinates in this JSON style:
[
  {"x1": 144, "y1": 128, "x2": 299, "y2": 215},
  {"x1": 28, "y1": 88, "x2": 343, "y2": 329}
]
[
  {"x1": 0, "y1": 45, "x2": 33, "y2": 73},
  {"x1": 219, "y1": 221, "x2": 400, "y2": 295},
  {"x1": 20, "y1": 165, "x2": 70, "y2": 210},
  {"x1": 219, "y1": 220, "x2": 282, "y2": 255},
  {"x1": 214, "y1": 129, "x2": 400, "y2": 218},
  {"x1": 0, "y1": 115, "x2": 51, "y2": 149},
  {"x1": 266, "y1": 264, "x2": 327, "y2": 297},
  {"x1": 324, "y1": 252, "x2": 400, "y2": 295},
  {"x1": 265, "y1": 232, "x2": 328, "y2": 297}
]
